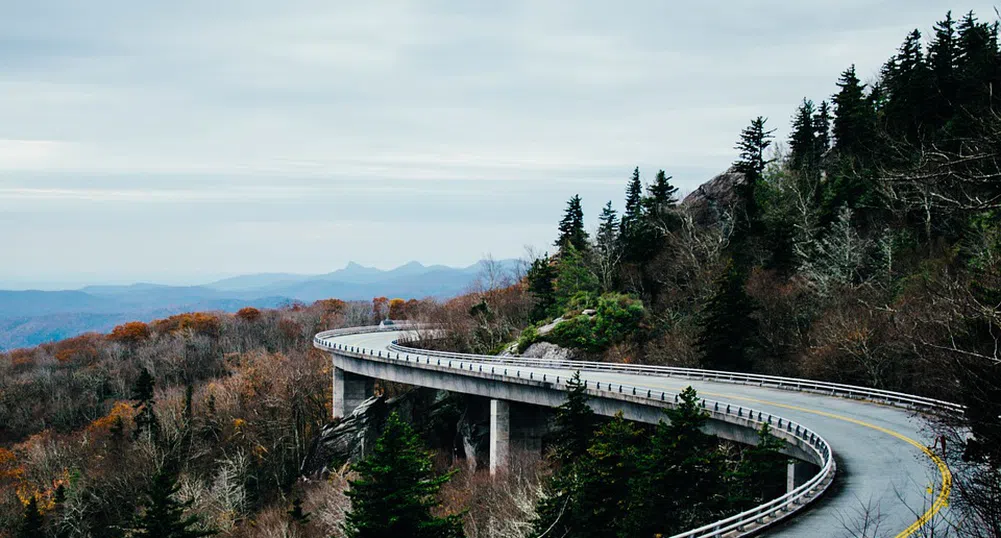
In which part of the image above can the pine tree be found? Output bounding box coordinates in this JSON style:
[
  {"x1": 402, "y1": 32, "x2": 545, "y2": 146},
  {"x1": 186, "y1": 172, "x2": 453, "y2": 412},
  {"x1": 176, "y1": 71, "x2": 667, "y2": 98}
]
[
  {"x1": 132, "y1": 367, "x2": 160, "y2": 440},
  {"x1": 133, "y1": 462, "x2": 216, "y2": 538},
  {"x1": 732, "y1": 117, "x2": 775, "y2": 242},
  {"x1": 623, "y1": 387, "x2": 728, "y2": 536},
  {"x1": 620, "y1": 167, "x2": 644, "y2": 236},
  {"x1": 344, "y1": 412, "x2": 463, "y2": 538},
  {"x1": 555, "y1": 194, "x2": 589, "y2": 253},
  {"x1": 928, "y1": 11, "x2": 959, "y2": 128},
  {"x1": 532, "y1": 413, "x2": 641, "y2": 538},
  {"x1": 18, "y1": 495, "x2": 44, "y2": 538},
  {"x1": 643, "y1": 170, "x2": 681, "y2": 233},
  {"x1": 696, "y1": 261, "x2": 759, "y2": 371},
  {"x1": 832, "y1": 65, "x2": 875, "y2": 158},
  {"x1": 550, "y1": 371, "x2": 597, "y2": 466},
  {"x1": 789, "y1": 99, "x2": 818, "y2": 173},
  {"x1": 730, "y1": 424, "x2": 788, "y2": 507},
  {"x1": 554, "y1": 243, "x2": 599, "y2": 309},
  {"x1": 526, "y1": 255, "x2": 558, "y2": 322},
  {"x1": 883, "y1": 29, "x2": 930, "y2": 141},
  {"x1": 595, "y1": 201, "x2": 619, "y2": 255},
  {"x1": 814, "y1": 100, "x2": 832, "y2": 156}
]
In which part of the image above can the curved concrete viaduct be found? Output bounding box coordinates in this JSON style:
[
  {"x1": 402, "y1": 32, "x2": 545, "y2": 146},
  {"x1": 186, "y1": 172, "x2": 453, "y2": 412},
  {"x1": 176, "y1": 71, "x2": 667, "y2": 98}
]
[{"x1": 315, "y1": 327, "x2": 951, "y2": 538}]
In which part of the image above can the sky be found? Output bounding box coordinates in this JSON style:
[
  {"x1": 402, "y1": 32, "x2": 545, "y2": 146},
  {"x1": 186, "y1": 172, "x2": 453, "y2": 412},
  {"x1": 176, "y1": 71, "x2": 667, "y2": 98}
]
[{"x1": 1, "y1": 1, "x2": 996, "y2": 289}]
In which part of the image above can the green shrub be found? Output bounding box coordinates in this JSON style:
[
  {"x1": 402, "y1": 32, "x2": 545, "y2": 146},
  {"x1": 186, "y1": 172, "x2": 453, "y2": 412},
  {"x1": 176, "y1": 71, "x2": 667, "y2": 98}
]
[
  {"x1": 593, "y1": 293, "x2": 645, "y2": 348},
  {"x1": 517, "y1": 326, "x2": 540, "y2": 354},
  {"x1": 545, "y1": 315, "x2": 599, "y2": 352}
]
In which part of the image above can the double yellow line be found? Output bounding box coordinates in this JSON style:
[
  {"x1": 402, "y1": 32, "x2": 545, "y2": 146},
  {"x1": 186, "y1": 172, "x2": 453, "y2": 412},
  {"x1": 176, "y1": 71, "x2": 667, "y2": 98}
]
[{"x1": 685, "y1": 388, "x2": 952, "y2": 537}]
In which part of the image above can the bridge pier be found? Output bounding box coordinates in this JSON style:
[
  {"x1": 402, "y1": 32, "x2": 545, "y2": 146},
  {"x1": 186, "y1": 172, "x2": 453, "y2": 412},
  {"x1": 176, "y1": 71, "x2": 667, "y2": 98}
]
[
  {"x1": 787, "y1": 460, "x2": 816, "y2": 493},
  {"x1": 489, "y1": 399, "x2": 510, "y2": 475},
  {"x1": 332, "y1": 366, "x2": 375, "y2": 419}
]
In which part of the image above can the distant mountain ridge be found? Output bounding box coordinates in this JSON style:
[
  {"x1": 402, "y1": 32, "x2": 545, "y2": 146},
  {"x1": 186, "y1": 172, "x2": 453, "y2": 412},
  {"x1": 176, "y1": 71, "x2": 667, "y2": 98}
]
[{"x1": 0, "y1": 259, "x2": 521, "y2": 350}]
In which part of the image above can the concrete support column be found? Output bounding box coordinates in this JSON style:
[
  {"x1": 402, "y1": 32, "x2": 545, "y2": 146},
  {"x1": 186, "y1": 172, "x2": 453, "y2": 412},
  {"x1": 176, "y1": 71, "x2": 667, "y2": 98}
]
[
  {"x1": 490, "y1": 399, "x2": 510, "y2": 476},
  {"x1": 332, "y1": 366, "x2": 375, "y2": 419},
  {"x1": 787, "y1": 460, "x2": 814, "y2": 493}
]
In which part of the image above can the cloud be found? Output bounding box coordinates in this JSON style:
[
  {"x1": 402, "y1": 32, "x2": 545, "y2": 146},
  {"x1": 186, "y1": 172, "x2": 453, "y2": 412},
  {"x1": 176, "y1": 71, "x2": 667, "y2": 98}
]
[{"x1": 0, "y1": 0, "x2": 996, "y2": 285}]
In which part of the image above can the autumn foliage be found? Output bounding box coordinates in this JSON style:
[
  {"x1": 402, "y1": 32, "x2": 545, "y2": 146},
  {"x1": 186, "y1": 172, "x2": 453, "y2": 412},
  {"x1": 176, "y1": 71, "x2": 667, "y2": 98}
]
[{"x1": 108, "y1": 321, "x2": 152, "y2": 345}]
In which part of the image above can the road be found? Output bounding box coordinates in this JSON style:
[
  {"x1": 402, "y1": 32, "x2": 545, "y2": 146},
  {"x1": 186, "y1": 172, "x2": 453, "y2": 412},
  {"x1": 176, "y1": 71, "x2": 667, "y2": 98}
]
[{"x1": 323, "y1": 329, "x2": 950, "y2": 538}]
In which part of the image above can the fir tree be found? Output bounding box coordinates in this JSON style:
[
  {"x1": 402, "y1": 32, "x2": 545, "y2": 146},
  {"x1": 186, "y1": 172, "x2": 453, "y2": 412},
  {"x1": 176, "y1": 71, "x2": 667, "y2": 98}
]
[
  {"x1": 789, "y1": 99, "x2": 817, "y2": 172},
  {"x1": 554, "y1": 243, "x2": 599, "y2": 309},
  {"x1": 595, "y1": 201, "x2": 619, "y2": 255},
  {"x1": 620, "y1": 167, "x2": 644, "y2": 237},
  {"x1": 730, "y1": 424, "x2": 788, "y2": 507},
  {"x1": 643, "y1": 170, "x2": 681, "y2": 233},
  {"x1": 928, "y1": 11, "x2": 959, "y2": 127},
  {"x1": 883, "y1": 29, "x2": 930, "y2": 141},
  {"x1": 732, "y1": 116, "x2": 775, "y2": 242},
  {"x1": 18, "y1": 495, "x2": 44, "y2": 538},
  {"x1": 550, "y1": 371, "x2": 597, "y2": 466},
  {"x1": 832, "y1": 65, "x2": 875, "y2": 158},
  {"x1": 814, "y1": 100, "x2": 832, "y2": 156},
  {"x1": 696, "y1": 261, "x2": 759, "y2": 371},
  {"x1": 132, "y1": 367, "x2": 160, "y2": 440},
  {"x1": 526, "y1": 256, "x2": 558, "y2": 322},
  {"x1": 623, "y1": 387, "x2": 728, "y2": 536},
  {"x1": 344, "y1": 412, "x2": 463, "y2": 538},
  {"x1": 133, "y1": 461, "x2": 216, "y2": 538},
  {"x1": 555, "y1": 194, "x2": 589, "y2": 253}
]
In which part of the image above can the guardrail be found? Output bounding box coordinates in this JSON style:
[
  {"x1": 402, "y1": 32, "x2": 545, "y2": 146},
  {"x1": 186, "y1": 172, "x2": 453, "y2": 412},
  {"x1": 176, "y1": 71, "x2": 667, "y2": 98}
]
[
  {"x1": 386, "y1": 339, "x2": 962, "y2": 416},
  {"x1": 314, "y1": 327, "x2": 839, "y2": 537}
]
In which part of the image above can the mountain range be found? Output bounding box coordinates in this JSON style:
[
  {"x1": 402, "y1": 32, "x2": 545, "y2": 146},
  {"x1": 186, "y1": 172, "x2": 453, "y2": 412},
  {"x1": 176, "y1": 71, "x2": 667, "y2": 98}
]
[{"x1": 0, "y1": 259, "x2": 521, "y2": 351}]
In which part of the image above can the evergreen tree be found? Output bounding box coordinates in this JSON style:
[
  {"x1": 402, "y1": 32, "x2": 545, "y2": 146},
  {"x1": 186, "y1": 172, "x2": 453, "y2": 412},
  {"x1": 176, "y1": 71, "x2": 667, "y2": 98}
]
[
  {"x1": 928, "y1": 11, "x2": 960, "y2": 128},
  {"x1": 555, "y1": 194, "x2": 589, "y2": 253},
  {"x1": 814, "y1": 100, "x2": 832, "y2": 157},
  {"x1": 133, "y1": 462, "x2": 216, "y2": 538},
  {"x1": 883, "y1": 29, "x2": 931, "y2": 141},
  {"x1": 526, "y1": 255, "x2": 558, "y2": 322},
  {"x1": 732, "y1": 117, "x2": 775, "y2": 244},
  {"x1": 730, "y1": 424, "x2": 788, "y2": 507},
  {"x1": 643, "y1": 170, "x2": 681, "y2": 233},
  {"x1": 623, "y1": 387, "x2": 728, "y2": 536},
  {"x1": 620, "y1": 167, "x2": 644, "y2": 236},
  {"x1": 18, "y1": 495, "x2": 44, "y2": 538},
  {"x1": 344, "y1": 412, "x2": 463, "y2": 538},
  {"x1": 696, "y1": 261, "x2": 759, "y2": 371},
  {"x1": 832, "y1": 65, "x2": 875, "y2": 158},
  {"x1": 789, "y1": 99, "x2": 818, "y2": 173},
  {"x1": 550, "y1": 371, "x2": 597, "y2": 466},
  {"x1": 595, "y1": 201, "x2": 619, "y2": 255},
  {"x1": 955, "y1": 11, "x2": 1001, "y2": 115},
  {"x1": 132, "y1": 367, "x2": 160, "y2": 440},
  {"x1": 532, "y1": 413, "x2": 642, "y2": 538},
  {"x1": 554, "y1": 244, "x2": 599, "y2": 308}
]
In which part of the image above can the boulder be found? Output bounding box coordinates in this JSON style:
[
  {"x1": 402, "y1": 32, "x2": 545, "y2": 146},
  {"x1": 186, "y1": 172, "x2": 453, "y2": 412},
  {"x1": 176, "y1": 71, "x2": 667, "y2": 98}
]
[{"x1": 681, "y1": 167, "x2": 746, "y2": 226}]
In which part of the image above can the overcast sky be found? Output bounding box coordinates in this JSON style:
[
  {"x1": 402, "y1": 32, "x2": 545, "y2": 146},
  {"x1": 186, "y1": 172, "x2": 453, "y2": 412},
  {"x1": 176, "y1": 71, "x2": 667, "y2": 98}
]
[{"x1": 1, "y1": 1, "x2": 995, "y2": 288}]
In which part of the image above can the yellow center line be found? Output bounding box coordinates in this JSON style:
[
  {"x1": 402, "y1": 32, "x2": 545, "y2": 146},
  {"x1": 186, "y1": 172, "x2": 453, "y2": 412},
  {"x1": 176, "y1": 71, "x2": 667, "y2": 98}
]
[{"x1": 656, "y1": 384, "x2": 952, "y2": 537}]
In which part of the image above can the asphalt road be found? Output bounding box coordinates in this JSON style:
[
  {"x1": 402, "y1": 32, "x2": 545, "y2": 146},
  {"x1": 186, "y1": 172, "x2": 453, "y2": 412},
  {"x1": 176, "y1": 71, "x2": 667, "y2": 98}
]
[{"x1": 324, "y1": 330, "x2": 950, "y2": 538}]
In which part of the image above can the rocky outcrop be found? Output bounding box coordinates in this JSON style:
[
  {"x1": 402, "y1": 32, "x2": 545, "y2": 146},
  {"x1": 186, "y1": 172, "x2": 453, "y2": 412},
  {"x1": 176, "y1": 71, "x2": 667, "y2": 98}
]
[
  {"x1": 521, "y1": 341, "x2": 578, "y2": 362},
  {"x1": 301, "y1": 388, "x2": 493, "y2": 477},
  {"x1": 681, "y1": 167, "x2": 746, "y2": 226}
]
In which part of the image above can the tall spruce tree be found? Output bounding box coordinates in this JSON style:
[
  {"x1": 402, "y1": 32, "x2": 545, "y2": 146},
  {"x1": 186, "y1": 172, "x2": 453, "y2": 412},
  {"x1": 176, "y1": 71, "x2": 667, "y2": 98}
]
[
  {"x1": 550, "y1": 371, "x2": 597, "y2": 466},
  {"x1": 555, "y1": 194, "x2": 589, "y2": 253},
  {"x1": 883, "y1": 29, "x2": 930, "y2": 141},
  {"x1": 832, "y1": 65, "x2": 875, "y2": 158},
  {"x1": 344, "y1": 412, "x2": 463, "y2": 538},
  {"x1": 814, "y1": 100, "x2": 832, "y2": 156},
  {"x1": 696, "y1": 261, "x2": 759, "y2": 371},
  {"x1": 789, "y1": 99, "x2": 818, "y2": 173},
  {"x1": 643, "y1": 170, "x2": 681, "y2": 234},
  {"x1": 730, "y1": 424, "x2": 788, "y2": 507},
  {"x1": 620, "y1": 167, "x2": 644, "y2": 235},
  {"x1": 732, "y1": 117, "x2": 775, "y2": 247},
  {"x1": 133, "y1": 461, "x2": 215, "y2": 538},
  {"x1": 595, "y1": 201, "x2": 619, "y2": 255},
  {"x1": 132, "y1": 367, "x2": 160, "y2": 440},
  {"x1": 928, "y1": 11, "x2": 959, "y2": 128},
  {"x1": 526, "y1": 256, "x2": 558, "y2": 322},
  {"x1": 623, "y1": 387, "x2": 728, "y2": 536}
]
